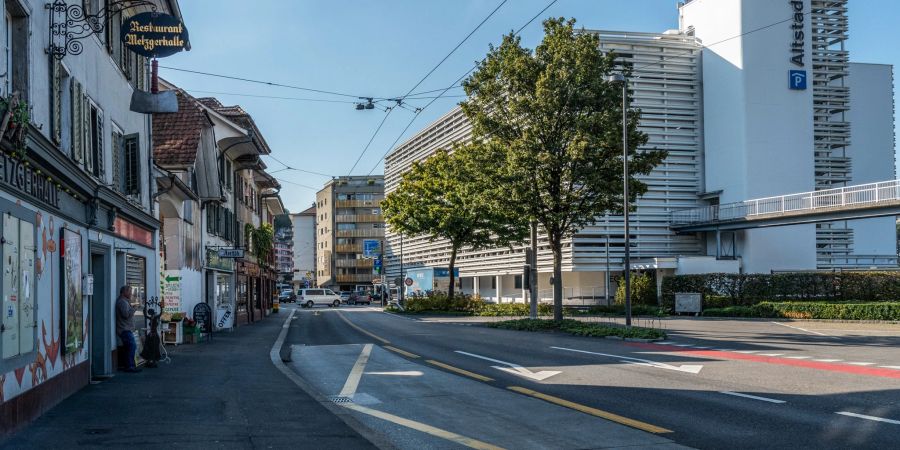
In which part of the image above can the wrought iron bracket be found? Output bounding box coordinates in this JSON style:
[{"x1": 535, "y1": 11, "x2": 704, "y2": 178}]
[{"x1": 46, "y1": 0, "x2": 157, "y2": 60}]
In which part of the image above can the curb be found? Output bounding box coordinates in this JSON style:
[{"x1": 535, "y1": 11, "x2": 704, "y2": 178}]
[{"x1": 269, "y1": 308, "x2": 397, "y2": 450}]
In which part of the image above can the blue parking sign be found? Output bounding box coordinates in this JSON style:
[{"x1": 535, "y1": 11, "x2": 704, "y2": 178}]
[{"x1": 789, "y1": 70, "x2": 807, "y2": 90}]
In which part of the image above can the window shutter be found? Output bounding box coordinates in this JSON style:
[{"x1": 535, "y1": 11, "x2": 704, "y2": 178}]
[
  {"x1": 112, "y1": 131, "x2": 123, "y2": 192},
  {"x1": 51, "y1": 59, "x2": 62, "y2": 144},
  {"x1": 206, "y1": 206, "x2": 213, "y2": 234},
  {"x1": 96, "y1": 109, "x2": 104, "y2": 179},
  {"x1": 83, "y1": 96, "x2": 93, "y2": 173},
  {"x1": 71, "y1": 80, "x2": 83, "y2": 162}
]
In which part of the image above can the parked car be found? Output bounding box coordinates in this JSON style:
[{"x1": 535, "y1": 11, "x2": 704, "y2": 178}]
[
  {"x1": 297, "y1": 288, "x2": 342, "y2": 308},
  {"x1": 348, "y1": 291, "x2": 372, "y2": 306},
  {"x1": 278, "y1": 289, "x2": 296, "y2": 303},
  {"x1": 339, "y1": 291, "x2": 352, "y2": 303}
]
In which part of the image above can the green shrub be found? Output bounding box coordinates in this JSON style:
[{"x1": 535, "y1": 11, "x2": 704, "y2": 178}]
[
  {"x1": 403, "y1": 294, "x2": 484, "y2": 314},
  {"x1": 487, "y1": 319, "x2": 666, "y2": 340},
  {"x1": 662, "y1": 272, "x2": 900, "y2": 308},
  {"x1": 702, "y1": 301, "x2": 900, "y2": 321},
  {"x1": 615, "y1": 272, "x2": 658, "y2": 306}
]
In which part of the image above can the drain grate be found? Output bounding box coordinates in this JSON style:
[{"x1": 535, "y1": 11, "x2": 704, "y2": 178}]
[{"x1": 328, "y1": 395, "x2": 353, "y2": 404}]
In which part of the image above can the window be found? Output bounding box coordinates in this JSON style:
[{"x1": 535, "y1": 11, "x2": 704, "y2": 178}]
[
  {"x1": 4, "y1": 1, "x2": 28, "y2": 100},
  {"x1": 87, "y1": 101, "x2": 104, "y2": 179},
  {"x1": 123, "y1": 134, "x2": 141, "y2": 197},
  {"x1": 514, "y1": 275, "x2": 522, "y2": 290},
  {"x1": 225, "y1": 160, "x2": 232, "y2": 190}
]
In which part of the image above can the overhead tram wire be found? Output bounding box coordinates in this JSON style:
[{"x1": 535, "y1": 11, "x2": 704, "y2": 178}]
[
  {"x1": 365, "y1": 0, "x2": 560, "y2": 176},
  {"x1": 157, "y1": 65, "x2": 368, "y2": 99},
  {"x1": 274, "y1": 178, "x2": 321, "y2": 191},
  {"x1": 366, "y1": 3, "x2": 820, "y2": 176},
  {"x1": 265, "y1": 153, "x2": 335, "y2": 178},
  {"x1": 344, "y1": 0, "x2": 509, "y2": 176},
  {"x1": 184, "y1": 89, "x2": 361, "y2": 104}
]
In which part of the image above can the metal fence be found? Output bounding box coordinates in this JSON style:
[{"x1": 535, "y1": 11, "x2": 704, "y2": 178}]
[{"x1": 671, "y1": 180, "x2": 900, "y2": 226}]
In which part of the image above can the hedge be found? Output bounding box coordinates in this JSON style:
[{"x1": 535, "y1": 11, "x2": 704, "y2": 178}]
[
  {"x1": 486, "y1": 319, "x2": 667, "y2": 340},
  {"x1": 401, "y1": 296, "x2": 663, "y2": 317},
  {"x1": 662, "y1": 272, "x2": 900, "y2": 308},
  {"x1": 702, "y1": 302, "x2": 900, "y2": 321}
]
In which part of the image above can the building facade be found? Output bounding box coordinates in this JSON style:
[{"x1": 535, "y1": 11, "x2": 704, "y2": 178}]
[
  {"x1": 0, "y1": 0, "x2": 185, "y2": 434},
  {"x1": 291, "y1": 205, "x2": 316, "y2": 289},
  {"x1": 316, "y1": 176, "x2": 385, "y2": 291},
  {"x1": 274, "y1": 219, "x2": 294, "y2": 288},
  {"x1": 383, "y1": 0, "x2": 896, "y2": 303}
]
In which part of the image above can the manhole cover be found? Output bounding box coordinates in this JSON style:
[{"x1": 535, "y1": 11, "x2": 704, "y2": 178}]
[{"x1": 328, "y1": 395, "x2": 353, "y2": 404}]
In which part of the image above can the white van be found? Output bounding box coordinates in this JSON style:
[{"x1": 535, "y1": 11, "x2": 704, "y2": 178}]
[{"x1": 297, "y1": 288, "x2": 342, "y2": 308}]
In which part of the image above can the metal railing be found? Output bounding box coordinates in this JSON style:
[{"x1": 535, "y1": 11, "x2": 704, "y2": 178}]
[{"x1": 671, "y1": 180, "x2": 900, "y2": 226}]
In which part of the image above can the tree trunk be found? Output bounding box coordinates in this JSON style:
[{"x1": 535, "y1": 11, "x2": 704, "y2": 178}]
[
  {"x1": 448, "y1": 246, "x2": 458, "y2": 299},
  {"x1": 529, "y1": 221, "x2": 539, "y2": 319},
  {"x1": 552, "y1": 242, "x2": 563, "y2": 321}
]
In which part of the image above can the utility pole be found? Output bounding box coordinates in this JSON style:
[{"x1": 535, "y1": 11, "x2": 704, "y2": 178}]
[
  {"x1": 529, "y1": 221, "x2": 539, "y2": 319},
  {"x1": 399, "y1": 232, "x2": 404, "y2": 305},
  {"x1": 605, "y1": 233, "x2": 610, "y2": 306},
  {"x1": 608, "y1": 73, "x2": 632, "y2": 328}
]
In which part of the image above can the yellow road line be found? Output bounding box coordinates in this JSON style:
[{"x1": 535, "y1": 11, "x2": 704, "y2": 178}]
[
  {"x1": 343, "y1": 403, "x2": 505, "y2": 450},
  {"x1": 426, "y1": 360, "x2": 494, "y2": 382},
  {"x1": 384, "y1": 345, "x2": 420, "y2": 359},
  {"x1": 507, "y1": 386, "x2": 672, "y2": 434},
  {"x1": 340, "y1": 344, "x2": 374, "y2": 397},
  {"x1": 336, "y1": 311, "x2": 390, "y2": 344}
]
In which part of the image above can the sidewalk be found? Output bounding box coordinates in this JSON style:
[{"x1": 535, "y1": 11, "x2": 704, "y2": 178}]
[{"x1": 1, "y1": 313, "x2": 376, "y2": 449}]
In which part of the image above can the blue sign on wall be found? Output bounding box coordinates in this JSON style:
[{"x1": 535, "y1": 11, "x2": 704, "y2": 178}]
[
  {"x1": 363, "y1": 239, "x2": 381, "y2": 258},
  {"x1": 789, "y1": 70, "x2": 807, "y2": 90}
]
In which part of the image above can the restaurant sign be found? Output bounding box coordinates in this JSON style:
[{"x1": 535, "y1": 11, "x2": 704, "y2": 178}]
[
  {"x1": 0, "y1": 152, "x2": 60, "y2": 209},
  {"x1": 121, "y1": 12, "x2": 189, "y2": 58}
]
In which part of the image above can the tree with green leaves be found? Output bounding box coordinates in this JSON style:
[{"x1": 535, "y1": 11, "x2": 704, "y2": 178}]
[
  {"x1": 461, "y1": 18, "x2": 666, "y2": 320},
  {"x1": 382, "y1": 142, "x2": 526, "y2": 299}
]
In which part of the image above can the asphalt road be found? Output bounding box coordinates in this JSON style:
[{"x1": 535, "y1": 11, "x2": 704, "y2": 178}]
[{"x1": 283, "y1": 305, "x2": 900, "y2": 449}]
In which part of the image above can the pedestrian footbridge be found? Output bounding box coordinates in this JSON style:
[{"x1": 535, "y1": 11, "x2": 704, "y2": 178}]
[{"x1": 670, "y1": 180, "x2": 900, "y2": 233}]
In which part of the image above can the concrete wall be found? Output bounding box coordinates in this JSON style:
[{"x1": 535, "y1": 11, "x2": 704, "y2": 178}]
[{"x1": 846, "y1": 63, "x2": 897, "y2": 259}]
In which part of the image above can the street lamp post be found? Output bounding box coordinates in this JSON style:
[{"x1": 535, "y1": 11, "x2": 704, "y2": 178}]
[{"x1": 608, "y1": 73, "x2": 632, "y2": 328}]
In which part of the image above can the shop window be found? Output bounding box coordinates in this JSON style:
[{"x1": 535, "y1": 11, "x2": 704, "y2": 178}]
[
  {"x1": 1, "y1": 213, "x2": 36, "y2": 361},
  {"x1": 125, "y1": 255, "x2": 146, "y2": 308}
]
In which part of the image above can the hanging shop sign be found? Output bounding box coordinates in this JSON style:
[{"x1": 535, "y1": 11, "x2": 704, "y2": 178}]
[
  {"x1": 0, "y1": 153, "x2": 60, "y2": 209},
  {"x1": 121, "y1": 12, "x2": 189, "y2": 58},
  {"x1": 217, "y1": 248, "x2": 245, "y2": 259}
]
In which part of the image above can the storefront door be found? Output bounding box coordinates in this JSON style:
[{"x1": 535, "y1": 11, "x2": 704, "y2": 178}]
[{"x1": 89, "y1": 245, "x2": 111, "y2": 378}]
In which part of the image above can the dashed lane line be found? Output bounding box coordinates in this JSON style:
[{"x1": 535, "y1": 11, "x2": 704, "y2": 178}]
[
  {"x1": 384, "y1": 346, "x2": 421, "y2": 359},
  {"x1": 720, "y1": 391, "x2": 787, "y2": 404},
  {"x1": 336, "y1": 311, "x2": 391, "y2": 344},
  {"x1": 769, "y1": 320, "x2": 831, "y2": 337},
  {"x1": 836, "y1": 411, "x2": 900, "y2": 425},
  {"x1": 507, "y1": 386, "x2": 672, "y2": 434},
  {"x1": 846, "y1": 362, "x2": 876, "y2": 366},
  {"x1": 342, "y1": 403, "x2": 506, "y2": 450},
  {"x1": 426, "y1": 360, "x2": 494, "y2": 382}
]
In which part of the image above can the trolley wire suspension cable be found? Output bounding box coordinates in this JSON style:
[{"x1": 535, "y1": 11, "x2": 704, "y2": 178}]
[
  {"x1": 344, "y1": 0, "x2": 508, "y2": 176},
  {"x1": 366, "y1": 0, "x2": 559, "y2": 176}
]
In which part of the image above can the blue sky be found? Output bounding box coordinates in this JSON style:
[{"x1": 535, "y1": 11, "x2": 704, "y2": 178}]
[{"x1": 160, "y1": 0, "x2": 900, "y2": 213}]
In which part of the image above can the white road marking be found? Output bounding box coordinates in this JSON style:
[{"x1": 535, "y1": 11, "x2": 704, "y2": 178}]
[
  {"x1": 734, "y1": 350, "x2": 760, "y2": 354},
  {"x1": 455, "y1": 351, "x2": 561, "y2": 381},
  {"x1": 720, "y1": 391, "x2": 786, "y2": 404},
  {"x1": 658, "y1": 341, "x2": 676, "y2": 345},
  {"x1": 770, "y1": 321, "x2": 829, "y2": 336},
  {"x1": 715, "y1": 349, "x2": 735, "y2": 352},
  {"x1": 340, "y1": 344, "x2": 374, "y2": 397},
  {"x1": 693, "y1": 346, "x2": 711, "y2": 349},
  {"x1": 551, "y1": 346, "x2": 703, "y2": 374},
  {"x1": 814, "y1": 359, "x2": 843, "y2": 363},
  {"x1": 673, "y1": 344, "x2": 694, "y2": 347},
  {"x1": 785, "y1": 356, "x2": 812, "y2": 359},
  {"x1": 758, "y1": 353, "x2": 785, "y2": 357},
  {"x1": 836, "y1": 411, "x2": 900, "y2": 425},
  {"x1": 879, "y1": 366, "x2": 900, "y2": 370},
  {"x1": 364, "y1": 371, "x2": 424, "y2": 376},
  {"x1": 846, "y1": 362, "x2": 876, "y2": 366}
]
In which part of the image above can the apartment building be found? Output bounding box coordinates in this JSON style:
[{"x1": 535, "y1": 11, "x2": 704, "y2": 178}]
[{"x1": 316, "y1": 176, "x2": 385, "y2": 291}]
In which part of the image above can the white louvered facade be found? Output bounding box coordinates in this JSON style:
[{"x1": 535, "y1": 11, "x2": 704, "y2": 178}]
[{"x1": 384, "y1": 31, "x2": 705, "y2": 302}]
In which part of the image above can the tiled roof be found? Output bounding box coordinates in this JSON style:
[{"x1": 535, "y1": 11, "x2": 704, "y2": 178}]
[
  {"x1": 152, "y1": 90, "x2": 213, "y2": 167},
  {"x1": 297, "y1": 206, "x2": 316, "y2": 216}
]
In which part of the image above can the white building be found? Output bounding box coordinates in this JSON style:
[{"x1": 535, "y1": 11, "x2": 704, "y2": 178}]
[
  {"x1": 383, "y1": 0, "x2": 896, "y2": 303},
  {"x1": 291, "y1": 205, "x2": 316, "y2": 288}
]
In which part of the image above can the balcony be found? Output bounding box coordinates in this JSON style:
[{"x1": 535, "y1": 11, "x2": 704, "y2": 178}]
[
  {"x1": 335, "y1": 244, "x2": 364, "y2": 253},
  {"x1": 335, "y1": 259, "x2": 374, "y2": 268},
  {"x1": 336, "y1": 274, "x2": 377, "y2": 283},
  {"x1": 335, "y1": 214, "x2": 384, "y2": 223},
  {"x1": 336, "y1": 200, "x2": 381, "y2": 208},
  {"x1": 335, "y1": 229, "x2": 385, "y2": 238}
]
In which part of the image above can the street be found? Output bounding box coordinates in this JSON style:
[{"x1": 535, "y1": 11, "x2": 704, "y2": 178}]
[{"x1": 282, "y1": 305, "x2": 900, "y2": 449}]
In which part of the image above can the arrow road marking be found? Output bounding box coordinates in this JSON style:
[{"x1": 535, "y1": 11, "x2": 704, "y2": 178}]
[
  {"x1": 551, "y1": 346, "x2": 704, "y2": 374},
  {"x1": 454, "y1": 351, "x2": 561, "y2": 381}
]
